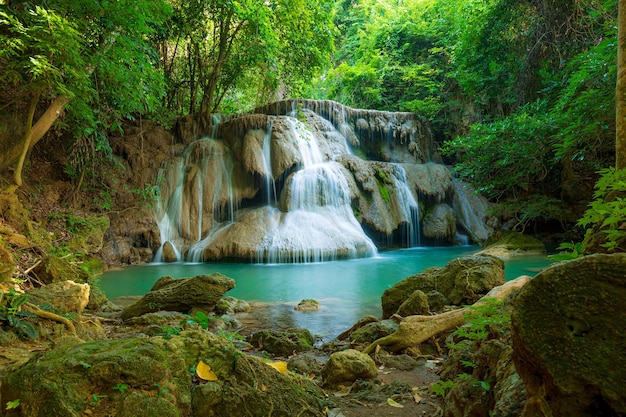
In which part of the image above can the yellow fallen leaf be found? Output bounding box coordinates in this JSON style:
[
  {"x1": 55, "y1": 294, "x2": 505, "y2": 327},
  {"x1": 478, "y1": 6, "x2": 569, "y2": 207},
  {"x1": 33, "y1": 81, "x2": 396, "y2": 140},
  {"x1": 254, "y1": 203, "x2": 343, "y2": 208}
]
[
  {"x1": 387, "y1": 398, "x2": 404, "y2": 408},
  {"x1": 266, "y1": 361, "x2": 288, "y2": 374},
  {"x1": 413, "y1": 392, "x2": 423, "y2": 403},
  {"x1": 196, "y1": 360, "x2": 218, "y2": 381}
]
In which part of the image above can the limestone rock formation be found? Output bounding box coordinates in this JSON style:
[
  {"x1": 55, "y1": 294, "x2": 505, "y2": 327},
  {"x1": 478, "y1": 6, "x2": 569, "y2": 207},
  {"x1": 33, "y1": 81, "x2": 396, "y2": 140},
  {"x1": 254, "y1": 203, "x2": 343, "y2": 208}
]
[
  {"x1": 511, "y1": 253, "x2": 626, "y2": 416},
  {"x1": 422, "y1": 203, "x2": 457, "y2": 242},
  {"x1": 120, "y1": 273, "x2": 236, "y2": 320},
  {"x1": 381, "y1": 255, "x2": 505, "y2": 318},
  {"x1": 107, "y1": 99, "x2": 495, "y2": 264}
]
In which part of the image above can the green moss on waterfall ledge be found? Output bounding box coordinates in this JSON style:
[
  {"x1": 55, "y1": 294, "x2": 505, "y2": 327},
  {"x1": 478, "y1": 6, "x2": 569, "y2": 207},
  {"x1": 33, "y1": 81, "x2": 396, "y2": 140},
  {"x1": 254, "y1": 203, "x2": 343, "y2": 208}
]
[{"x1": 477, "y1": 231, "x2": 546, "y2": 258}]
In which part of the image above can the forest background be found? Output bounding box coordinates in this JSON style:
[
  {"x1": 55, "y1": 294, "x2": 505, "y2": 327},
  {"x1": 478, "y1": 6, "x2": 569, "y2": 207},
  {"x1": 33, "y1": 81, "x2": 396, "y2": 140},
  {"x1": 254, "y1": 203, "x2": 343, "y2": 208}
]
[{"x1": 1, "y1": 0, "x2": 625, "y2": 254}]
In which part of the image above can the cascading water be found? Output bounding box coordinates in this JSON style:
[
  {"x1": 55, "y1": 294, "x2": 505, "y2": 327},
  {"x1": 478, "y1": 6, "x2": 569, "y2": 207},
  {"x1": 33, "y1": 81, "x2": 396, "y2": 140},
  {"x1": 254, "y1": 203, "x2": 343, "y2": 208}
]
[
  {"x1": 256, "y1": 119, "x2": 377, "y2": 262},
  {"x1": 151, "y1": 99, "x2": 491, "y2": 263}
]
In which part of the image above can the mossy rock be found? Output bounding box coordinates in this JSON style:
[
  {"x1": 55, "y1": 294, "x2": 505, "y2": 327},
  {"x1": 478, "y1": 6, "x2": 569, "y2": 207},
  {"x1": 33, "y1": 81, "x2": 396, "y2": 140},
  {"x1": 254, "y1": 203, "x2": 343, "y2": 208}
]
[
  {"x1": 68, "y1": 215, "x2": 110, "y2": 255},
  {"x1": 0, "y1": 241, "x2": 16, "y2": 284},
  {"x1": 120, "y1": 273, "x2": 235, "y2": 320},
  {"x1": 396, "y1": 290, "x2": 429, "y2": 316},
  {"x1": 512, "y1": 253, "x2": 626, "y2": 416},
  {"x1": 0, "y1": 337, "x2": 190, "y2": 417},
  {"x1": 247, "y1": 328, "x2": 314, "y2": 357},
  {"x1": 381, "y1": 255, "x2": 505, "y2": 318},
  {"x1": 478, "y1": 231, "x2": 546, "y2": 258},
  {"x1": 1, "y1": 330, "x2": 327, "y2": 417},
  {"x1": 350, "y1": 320, "x2": 398, "y2": 346}
]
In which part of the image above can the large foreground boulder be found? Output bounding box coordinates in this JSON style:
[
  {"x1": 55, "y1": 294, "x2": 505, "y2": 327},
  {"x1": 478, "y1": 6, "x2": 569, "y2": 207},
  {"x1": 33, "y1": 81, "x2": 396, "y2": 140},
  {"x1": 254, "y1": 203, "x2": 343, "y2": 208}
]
[
  {"x1": 512, "y1": 253, "x2": 626, "y2": 416},
  {"x1": 382, "y1": 255, "x2": 505, "y2": 318},
  {"x1": 121, "y1": 273, "x2": 235, "y2": 320},
  {"x1": 0, "y1": 330, "x2": 326, "y2": 417}
]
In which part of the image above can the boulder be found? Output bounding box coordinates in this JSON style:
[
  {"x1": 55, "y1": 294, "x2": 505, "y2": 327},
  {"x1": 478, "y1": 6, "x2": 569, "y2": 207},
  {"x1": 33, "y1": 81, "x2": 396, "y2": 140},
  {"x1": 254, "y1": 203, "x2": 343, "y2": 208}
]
[
  {"x1": 215, "y1": 296, "x2": 250, "y2": 315},
  {"x1": 478, "y1": 231, "x2": 546, "y2": 258},
  {"x1": 67, "y1": 215, "x2": 110, "y2": 254},
  {"x1": 511, "y1": 253, "x2": 626, "y2": 416},
  {"x1": 120, "y1": 273, "x2": 235, "y2": 320},
  {"x1": 350, "y1": 320, "x2": 399, "y2": 346},
  {"x1": 321, "y1": 349, "x2": 378, "y2": 388},
  {"x1": 381, "y1": 255, "x2": 505, "y2": 318},
  {"x1": 247, "y1": 328, "x2": 314, "y2": 357},
  {"x1": 294, "y1": 299, "x2": 320, "y2": 312},
  {"x1": 27, "y1": 280, "x2": 90, "y2": 313},
  {"x1": 161, "y1": 241, "x2": 178, "y2": 262},
  {"x1": 396, "y1": 289, "x2": 430, "y2": 317},
  {"x1": 0, "y1": 330, "x2": 326, "y2": 417}
]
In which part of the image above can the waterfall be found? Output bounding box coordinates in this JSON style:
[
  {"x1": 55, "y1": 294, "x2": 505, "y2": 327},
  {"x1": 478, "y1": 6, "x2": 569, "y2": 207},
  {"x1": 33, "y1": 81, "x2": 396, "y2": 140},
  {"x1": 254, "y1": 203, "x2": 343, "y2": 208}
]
[
  {"x1": 150, "y1": 99, "x2": 488, "y2": 264},
  {"x1": 256, "y1": 119, "x2": 377, "y2": 263}
]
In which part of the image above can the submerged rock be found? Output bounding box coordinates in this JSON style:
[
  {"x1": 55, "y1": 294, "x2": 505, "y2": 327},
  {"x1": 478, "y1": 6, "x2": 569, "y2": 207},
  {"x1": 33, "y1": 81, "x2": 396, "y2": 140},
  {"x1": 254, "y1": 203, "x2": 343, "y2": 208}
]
[
  {"x1": 120, "y1": 273, "x2": 235, "y2": 320},
  {"x1": 294, "y1": 299, "x2": 320, "y2": 312},
  {"x1": 512, "y1": 253, "x2": 626, "y2": 416}
]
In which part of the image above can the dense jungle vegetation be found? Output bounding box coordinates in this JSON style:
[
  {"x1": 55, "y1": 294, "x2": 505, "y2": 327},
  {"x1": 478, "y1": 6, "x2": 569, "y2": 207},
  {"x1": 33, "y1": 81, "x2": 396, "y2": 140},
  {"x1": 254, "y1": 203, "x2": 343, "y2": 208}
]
[{"x1": 0, "y1": 0, "x2": 625, "y2": 253}]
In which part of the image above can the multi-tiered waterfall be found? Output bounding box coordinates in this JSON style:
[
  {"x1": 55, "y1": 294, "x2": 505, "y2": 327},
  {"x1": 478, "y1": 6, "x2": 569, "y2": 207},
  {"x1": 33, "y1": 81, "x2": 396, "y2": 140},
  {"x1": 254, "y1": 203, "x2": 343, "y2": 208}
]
[{"x1": 153, "y1": 100, "x2": 492, "y2": 263}]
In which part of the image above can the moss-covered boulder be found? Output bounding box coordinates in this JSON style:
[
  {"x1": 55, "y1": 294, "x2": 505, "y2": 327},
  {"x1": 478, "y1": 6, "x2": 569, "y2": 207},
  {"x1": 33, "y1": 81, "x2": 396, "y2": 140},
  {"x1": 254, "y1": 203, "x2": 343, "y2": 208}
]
[
  {"x1": 0, "y1": 337, "x2": 190, "y2": 417},
  {"x1": 396, "y1": 290, "x2": 429, "y2": 317},
  {"x1": 478, "y1": 231, "x2": 546, "y2": 258},
  {"x1": 27, "y1": 280, "x2": 90, "y2": 313},
  {"x1": 321, "y1": 349, "x2": 378, "y2": 388},
  {"x1": 247, "y1": 328, "x2": 314, "y2": 357},
  {"x1": 381, "y1": 255, "x2": 505, "y2": 318},
  {"x1": 120, "y1": 273, "x2": 235, "y2": 320},
  {"x1": 512, "y1": 253, "x2": 626, "y2": 416},
  {"x1": 0, "y1": 241, "x2": 15, "y2": 284},
  {"x1": 68, "y1": 215, "x2": 110, "y2": 255},
  {"x1": 0, "y1": 330, "x2": 327, "y2": 417}
]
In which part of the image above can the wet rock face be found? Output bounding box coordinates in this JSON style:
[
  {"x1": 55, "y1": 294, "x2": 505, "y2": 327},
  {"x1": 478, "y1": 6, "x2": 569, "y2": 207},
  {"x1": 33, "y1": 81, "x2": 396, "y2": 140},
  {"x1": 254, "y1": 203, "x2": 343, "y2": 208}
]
[
  {"x1": 511, "y1": 253, "x2": 626, "y2": 416},
  {"x1": 381, "y1": 255, "x2": 505, "y2": 318}
]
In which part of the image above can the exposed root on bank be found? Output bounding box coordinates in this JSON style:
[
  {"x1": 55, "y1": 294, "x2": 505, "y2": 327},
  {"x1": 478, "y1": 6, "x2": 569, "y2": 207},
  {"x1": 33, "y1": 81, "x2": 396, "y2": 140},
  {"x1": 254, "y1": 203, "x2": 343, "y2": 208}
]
[{"x1": 363, "y1": 276, "x2": 531, "y2": 354}]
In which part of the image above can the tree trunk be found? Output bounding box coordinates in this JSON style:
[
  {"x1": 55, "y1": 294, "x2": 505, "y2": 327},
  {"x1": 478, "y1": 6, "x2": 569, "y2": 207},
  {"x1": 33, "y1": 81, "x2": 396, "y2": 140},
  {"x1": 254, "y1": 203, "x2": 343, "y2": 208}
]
[
  {"x1": 1, "y1": 95, "x2": 69, "y2": 177},
  {"x1": 617, "y1": 0, "x2": 626, "y2": 170},
  {"x1": 363, "y1": 275, "x2": 532, "y2": 354}
]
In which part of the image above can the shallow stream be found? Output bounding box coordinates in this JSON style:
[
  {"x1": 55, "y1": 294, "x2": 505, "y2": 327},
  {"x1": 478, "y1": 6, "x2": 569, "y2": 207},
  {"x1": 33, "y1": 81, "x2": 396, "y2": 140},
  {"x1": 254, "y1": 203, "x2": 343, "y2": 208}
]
[{"x1": 100, "y1": 246, "x2": 552, "y2": 340}]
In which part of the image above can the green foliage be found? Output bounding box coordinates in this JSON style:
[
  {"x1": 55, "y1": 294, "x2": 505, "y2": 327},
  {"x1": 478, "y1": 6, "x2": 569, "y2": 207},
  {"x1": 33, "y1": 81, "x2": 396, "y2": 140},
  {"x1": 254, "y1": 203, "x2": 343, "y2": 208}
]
[
  {"x1": 113, "y1": 383, "x2": 129, "y2": 394},
  {"x1": 5, "y1": 399, "x2": 20, "y2": 410},
  {"x1": 579, "y1": 168, "x2": 626, "y2": 252},
  {"x1": 156, "y1": 325, "x2": 182, "y2": 340},
  {"x1": 491, "y1": 195, "x2": 565, "y2": 232},
  {"x1": 182, "y1": 311, "x2": 212, "y2": 330},
  {"x1": 0, "y1": 0, "x2": 173, "y2": 151},
  {"x1": 548, "y1": 242, "x2": 585, "y2": 261},
  {"x1": 441, "y1": 101, "x2": 557, "y2": 200},
  {"x1": 0, "y1": 290, "x2": 39, "y2": 339},
  {"x1": 430, "y1": 379, "x2": 455, "y2": 398},
  {"x1": 435, "y1": 298, "x2": 509, "y2": 398}
]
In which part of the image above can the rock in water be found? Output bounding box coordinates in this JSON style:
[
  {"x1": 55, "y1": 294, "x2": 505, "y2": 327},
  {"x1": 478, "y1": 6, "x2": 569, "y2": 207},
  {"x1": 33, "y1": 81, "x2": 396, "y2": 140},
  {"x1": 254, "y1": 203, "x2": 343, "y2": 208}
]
[
  {"x1": 511, "y1": 253, "x2": 626, "y2": 416},
  {"x1": 120, "y1": 273, "x2": 235, "y2": 320}
]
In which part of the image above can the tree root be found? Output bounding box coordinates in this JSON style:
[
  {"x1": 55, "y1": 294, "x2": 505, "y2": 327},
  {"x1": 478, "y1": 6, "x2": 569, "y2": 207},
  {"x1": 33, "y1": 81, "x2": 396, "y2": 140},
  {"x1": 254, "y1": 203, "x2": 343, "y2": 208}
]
[
  {"x1": 24, "y1": 302, "x2": 76, "y2": 333},
  {"x1": 363, "y1": 276, "x2": 531, "y2": 354}
]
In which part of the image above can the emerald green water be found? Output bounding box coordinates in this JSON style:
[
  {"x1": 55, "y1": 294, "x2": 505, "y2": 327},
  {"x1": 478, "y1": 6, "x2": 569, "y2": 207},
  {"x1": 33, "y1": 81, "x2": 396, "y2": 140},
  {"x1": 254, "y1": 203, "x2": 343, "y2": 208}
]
[{"x1": 100, "y1": 246, "x2": 552, "y2": 340}]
